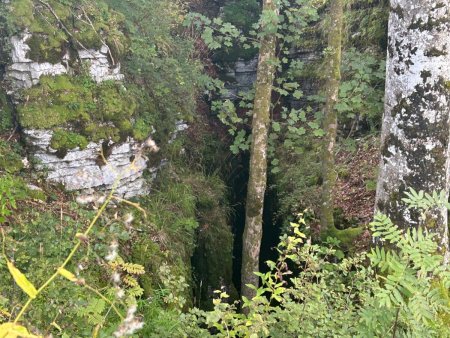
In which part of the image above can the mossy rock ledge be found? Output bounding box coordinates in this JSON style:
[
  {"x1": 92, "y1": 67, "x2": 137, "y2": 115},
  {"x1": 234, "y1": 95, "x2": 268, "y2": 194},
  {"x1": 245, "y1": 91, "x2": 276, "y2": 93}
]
[
  {"x1": 4, "y1": 31, "x2": 158, "y2": 198},
  {"x1": 5, "y1": 33, "x2": 124, "y2": 93},
  {"x1": 23, "y1": 129, "x2": 154, "y2": 198}
]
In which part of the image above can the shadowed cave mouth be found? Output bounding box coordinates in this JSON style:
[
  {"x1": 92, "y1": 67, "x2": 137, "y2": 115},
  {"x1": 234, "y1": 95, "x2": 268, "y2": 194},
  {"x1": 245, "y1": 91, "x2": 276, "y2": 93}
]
[
  {"x1": 190, "y1": 152, "x2": 282, "y2": 308},
  {"x1": 228, "y1": 154, "x2": 282, "y2": 296}
]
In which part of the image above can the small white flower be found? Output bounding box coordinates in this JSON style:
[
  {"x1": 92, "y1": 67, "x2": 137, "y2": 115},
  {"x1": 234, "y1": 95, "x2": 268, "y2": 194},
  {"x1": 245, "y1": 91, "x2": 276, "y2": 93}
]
[
  {"x1": 143, "y1": 137, "x2": 159, "y2": 153},
  {"x1": 21, "y1": 157, "x2": 30, "y2": 168},
  {"x1": 126, "y1": 305, "x2": 137, "y2": 317},
  {"x1": 123, "y1": 213, "x2": 134, "y2": 225},
  {"x1": 112, "y1": 272, "x2": 121, "y2": 284},
  {"x1": 106, "y1": 240, "x2": 119, "y2": 261},
  {"x1": 114, "y1": 304, "x2": 144, "y2": 337},
  {"x1": 105, "y1": 252, "x2": 117, "y2": 261},
  {"x1": 116, "y1": 288, "x2": 125, "y2": 299}
]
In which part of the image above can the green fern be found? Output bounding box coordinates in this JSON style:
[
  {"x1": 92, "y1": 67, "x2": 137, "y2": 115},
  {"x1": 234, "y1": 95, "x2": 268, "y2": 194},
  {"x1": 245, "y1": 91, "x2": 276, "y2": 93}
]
[
  {"x1": 365, "y1": 205, "x2": 449, "y2": 337},
  {"x1": 76, "y1": 298, "x2": 107, "y2": 325}
]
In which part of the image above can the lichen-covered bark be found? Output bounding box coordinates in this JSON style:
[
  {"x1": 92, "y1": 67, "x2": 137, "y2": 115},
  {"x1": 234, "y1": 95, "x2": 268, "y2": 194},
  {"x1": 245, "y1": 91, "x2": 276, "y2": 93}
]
[
  {"x1": 319, "y1": 0, "x2": 344, "y2": 234},
  {"x1": 241, "y1": 0, "x2": 278, "y2": 301},
  {"x1": 376, "y1": 1, "x2": 450, "y2": 256}
]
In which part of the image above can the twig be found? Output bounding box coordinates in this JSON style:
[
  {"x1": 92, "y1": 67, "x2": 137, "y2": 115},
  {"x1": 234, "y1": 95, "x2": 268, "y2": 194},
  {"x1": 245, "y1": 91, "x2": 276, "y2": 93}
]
[
  {"x1": 80, "y1": 6, "x2": 116, "y2": 65},
  {"x1": 345, "y1": 114, "x2": 359, "y2": 140},
  {"x1": 37, "y1": 0, "x2": 96, "y2": 57},
  {"x1": 392, "y1": 307, "x2": 400, "y2": 338},
  {"x1": 6, "y1": 126, "x2": 17, "y2": 142},
  {"x1": 111, "y1": 196, "x2": 147, "y2": 218}
]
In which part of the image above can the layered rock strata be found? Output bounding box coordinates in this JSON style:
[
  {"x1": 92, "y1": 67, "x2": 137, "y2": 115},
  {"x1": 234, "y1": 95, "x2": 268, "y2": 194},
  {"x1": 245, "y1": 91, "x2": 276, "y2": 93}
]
[{"x1": 5, "y1": 34, "x2": 153, "y2": 198}]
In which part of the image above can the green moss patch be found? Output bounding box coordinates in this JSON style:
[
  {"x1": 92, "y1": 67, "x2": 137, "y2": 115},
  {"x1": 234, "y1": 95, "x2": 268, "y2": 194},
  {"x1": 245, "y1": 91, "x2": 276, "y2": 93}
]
[
  {"x1": 18, "y1": 75, "x2": 136, "y2": 143},
  {"x1": 18, "y1": 75, "x2": 94, "y2": 128},
  {"x1": 10, "y1": 0, "x2": 127, "y2": 64},
  {"x1": 50, "y1": 129, "x2": 88, "y2": 151}
]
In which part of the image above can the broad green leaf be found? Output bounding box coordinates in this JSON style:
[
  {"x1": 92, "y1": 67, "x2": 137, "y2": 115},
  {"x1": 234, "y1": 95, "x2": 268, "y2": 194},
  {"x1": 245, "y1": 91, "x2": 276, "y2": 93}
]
[
  {"x1": 272, "y1": 122, "x2": 281, "y2": 132},
  {"x1": 6, "y1": 261, "x2": 37, "y2": 299},
  {"x1": 58, "y1": 268, "x2": 77, "y2": 282},
  {"x1": 0, "y1": 323, "x2": 40, "y2": 338},
  {"x1": 293, "y1": 90, "x2": 303, "y2": 99}
]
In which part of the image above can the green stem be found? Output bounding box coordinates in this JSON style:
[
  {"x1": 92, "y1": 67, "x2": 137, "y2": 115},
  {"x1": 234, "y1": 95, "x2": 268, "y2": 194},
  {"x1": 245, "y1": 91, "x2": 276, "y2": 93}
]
[
  {"x1": 13, "y1": 181, "x2": 118, "y2": 324},
  {"x1": 84, "y1": 284, "x2": 124, "y2": 320}
]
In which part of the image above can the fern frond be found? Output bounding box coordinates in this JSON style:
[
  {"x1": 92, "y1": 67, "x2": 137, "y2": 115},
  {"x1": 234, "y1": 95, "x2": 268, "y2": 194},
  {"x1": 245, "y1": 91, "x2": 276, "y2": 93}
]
[
  {"x1": 128, "y1": 285, "x2": 144, "y2": 298},
  {"x1": 370, "y1": 213, "x2": 403, "y2": 245},
  {"x1": 121, "y1": 262, "x2": 145, "y2": 275},
  {"x1": 122, "y1": 275, "x2": 139, "y2": 287}
]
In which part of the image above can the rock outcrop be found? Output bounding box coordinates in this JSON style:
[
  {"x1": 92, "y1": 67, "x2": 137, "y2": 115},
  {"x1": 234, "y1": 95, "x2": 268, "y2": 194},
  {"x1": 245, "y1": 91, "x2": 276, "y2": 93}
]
[
  {"x1": 5, "y1": 33, "x2": 124, "y2": 92},
  {"x1": 5, "y1": 34, "x2": 67, "y2": 92},
  {"x1": 5, "y1": 33, "x2": 155, "y2": 198},
  {"x1": 219, "y1": 49, "x2": 321, "y2": 108},
  {"x1": 222, "y1": 57, "x2": 258, "y2": 99},
  {"x1": 24, "y1": 130, "x2": 151, "y2": 198}
]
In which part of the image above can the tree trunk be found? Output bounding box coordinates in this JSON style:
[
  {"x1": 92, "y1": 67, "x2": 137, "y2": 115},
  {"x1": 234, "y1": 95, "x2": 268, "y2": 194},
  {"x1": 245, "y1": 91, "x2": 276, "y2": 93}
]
[
  {"x1": 375, "y1": 1, "x2": 450, "y2": 256},
  {"x1": 319, "y1": 0, "x2": 344, "y2": 235},
  {"x1": 241, "y1": 0, "x2": 278, "y2": 301}
]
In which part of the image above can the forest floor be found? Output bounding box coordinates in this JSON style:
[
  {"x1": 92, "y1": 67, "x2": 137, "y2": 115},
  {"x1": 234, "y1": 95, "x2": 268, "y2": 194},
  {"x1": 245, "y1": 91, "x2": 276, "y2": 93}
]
[{"x1": 333, "y1": 136, "x2": 380, "y2": 249}]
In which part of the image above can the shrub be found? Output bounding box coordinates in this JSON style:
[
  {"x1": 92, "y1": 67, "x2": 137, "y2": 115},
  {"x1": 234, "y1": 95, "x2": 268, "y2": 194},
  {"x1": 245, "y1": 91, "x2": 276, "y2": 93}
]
[{"x1": 183, "y1": 205, "x2": 450, "y2": 337}]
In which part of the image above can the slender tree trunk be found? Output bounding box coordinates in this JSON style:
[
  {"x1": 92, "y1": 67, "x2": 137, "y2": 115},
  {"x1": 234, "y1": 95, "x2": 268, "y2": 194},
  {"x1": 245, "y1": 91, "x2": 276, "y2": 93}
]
[
  {"x1": 375, "y1": 0, "x2": 450, "y2": 257},
  {"x1": 241, "y1": 0, "x2": 278, "y2": 301},
  {"x1": 319, "y1": 0, "x2": 344, "y2": 235}
]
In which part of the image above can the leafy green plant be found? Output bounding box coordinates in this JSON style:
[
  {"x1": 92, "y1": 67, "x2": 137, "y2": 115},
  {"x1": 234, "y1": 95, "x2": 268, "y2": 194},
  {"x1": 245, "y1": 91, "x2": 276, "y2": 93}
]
[
  {"x1": 106, "y1": 0, "x2": 206, "y2": 147},
  {"x1": 0, "y1": 159, "x2": 149, "y2": 336},
  {"x1": 0, "y1": 175, "x2": 27, "y2": 223},
  {"x1": 361, "y1": 213, "x2": 449, "y2": 337},
  {"x1": 0, "y1": 141, "x2": 24, "y2": 174},
  {"x1": 183, "y1": 199, "x2": 449, "y2": 337},
  {"x1": 337, "y1": 49, "x2": 386, "y2": 132},
  {"x1": 0, "y1": 91, "x2": 13, "y2": 132}
]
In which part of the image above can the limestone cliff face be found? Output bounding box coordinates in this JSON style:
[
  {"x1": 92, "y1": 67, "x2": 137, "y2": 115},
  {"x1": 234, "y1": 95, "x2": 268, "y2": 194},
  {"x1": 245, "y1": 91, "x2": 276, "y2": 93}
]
[
  {"x1": 5, "y1": 33, "x2": 125, "y2": 92},
  {"x1": 221, "y1": 57, "x2": 258, "y2": 99},
  {"x1": 219, "y1": 48, "x2": 320, "y2": 108},
  {"x1": 4, "y1": 34, "x2": 154, "y2": 198}
]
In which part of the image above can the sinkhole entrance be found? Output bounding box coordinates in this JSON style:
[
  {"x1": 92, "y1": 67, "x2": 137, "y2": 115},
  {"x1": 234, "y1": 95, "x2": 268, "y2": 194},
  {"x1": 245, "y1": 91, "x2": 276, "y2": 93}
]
[
  {"x1": 190, "y1": 149, "x2": 282, "y2": 309},
  {"x1": 227, "y1": 154, "x2": 282, "y2": 295}
]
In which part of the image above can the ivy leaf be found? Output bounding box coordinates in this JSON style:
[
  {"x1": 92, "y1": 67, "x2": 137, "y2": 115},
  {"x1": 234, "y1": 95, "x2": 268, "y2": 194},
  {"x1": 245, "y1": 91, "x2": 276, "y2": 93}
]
[
  {"x1": 271, "y1": 167, "x2": 281, "y2": 174},
  {"x1": 297, "y1": 127, "x2": 306, "y2": 135},
  {"x1": 284, "y1": 139, "x2": 294, "y2": 148},
  {"x1": 230, "y1": 144, "x2": 239, "y2": 154},
  {"x1": 313, "y1": 129, "x2": 325, "y2": 137}
]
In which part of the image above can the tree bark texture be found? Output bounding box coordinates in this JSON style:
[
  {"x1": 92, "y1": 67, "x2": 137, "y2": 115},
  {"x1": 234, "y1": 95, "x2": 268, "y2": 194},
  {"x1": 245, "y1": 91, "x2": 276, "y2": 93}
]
[
  {"x1": 241, "y1": 0, "x2": 278, "y2": 301},
  {"x1": 375, "y1": 1, "x2": 450, "y2": 255},
  {"x1": 320, "y1": 0, "x2": 344, "y2": 234}
]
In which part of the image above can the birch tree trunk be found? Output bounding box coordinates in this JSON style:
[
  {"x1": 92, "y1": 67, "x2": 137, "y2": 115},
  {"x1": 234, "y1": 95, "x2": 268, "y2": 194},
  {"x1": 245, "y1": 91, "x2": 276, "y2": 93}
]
[
  {"x1": 375, "y1": 0, "x2": 450, "y2": 255},
  {"x1": 241, "y1": 0, "x2": 278, "y2": 301},
  {"x1": 319, "y1": 0, "x2": 344, "y2": 234}
]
